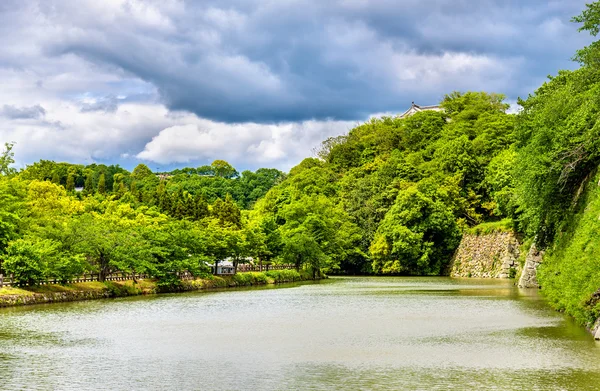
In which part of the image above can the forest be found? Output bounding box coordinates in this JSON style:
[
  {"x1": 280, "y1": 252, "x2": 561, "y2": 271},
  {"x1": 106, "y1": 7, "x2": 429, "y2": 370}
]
[{"x1": 0, "y1": 1, "x2": 599, "y2": 323}]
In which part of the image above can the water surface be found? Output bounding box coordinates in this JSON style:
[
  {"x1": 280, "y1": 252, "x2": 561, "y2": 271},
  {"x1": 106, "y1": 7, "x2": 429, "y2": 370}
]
[{"x1": 1, "y1": 277, "x2": 599, "y2": 390}]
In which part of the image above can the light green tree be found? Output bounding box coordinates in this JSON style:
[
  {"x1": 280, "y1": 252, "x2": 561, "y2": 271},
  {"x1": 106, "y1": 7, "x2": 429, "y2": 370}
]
[{"x1": 0, "y1": 142, "x2": 16, "y2": 176}]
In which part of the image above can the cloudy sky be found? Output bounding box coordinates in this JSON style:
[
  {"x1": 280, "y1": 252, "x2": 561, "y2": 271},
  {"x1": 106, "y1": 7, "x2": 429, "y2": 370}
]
[{"x1": 0, "y1": 0, "x2": 592, "y2": 172}]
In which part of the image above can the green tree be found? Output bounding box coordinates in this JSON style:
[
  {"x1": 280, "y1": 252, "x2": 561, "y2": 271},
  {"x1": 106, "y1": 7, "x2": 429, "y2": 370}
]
[
  {"x1": 130, "y1": 180, "x2": 140, "y2": 202},
  {"x1": 66, "y1": 173, "x2": 75, "y2": 192},
  {"x1": 257, "y1": 217, "x2": 282, "y2": 265},
  {"x1": 3, "y1": 239, "x2": 50, "y2": 286},
  {"x1": 98, "y1": 173, "x2": 107, "y2": 195},
  {"x1": 0, "y1": 142, "x2": 16, "y2": 176},
  {"x1": 205, "y1": 222, "x2": 239, "y2": 275},
  {"x1": 0, "y1": 179, "x2": 23, "y2": 255},
  {"x1": 46, "y1": 252, "x2": 88, "y2": 284},
  {"x1": 193, "y1": 193, "x2": 209, "y2": 220},
  {"x1": 281, "y1": 230, "x2": 326, "y2": 276},
  {"x1": 515, "y1": 69, "x2": 600, "y2": 243},
  {"x1": 572, "y1": 1, "x2": 600, "y2": 66},
  {"x1": 370, "y1": 185, "x2": 461, "y2": 275},
  {"x1": 212, "y1": 194, "x2": 242, "y2": 228},
  {"x1": 51, "y1": 172, "x2": 60, "y2": 185},
  {"x1": 70, "y1": 213, "x2": 135, "y2": 281},
  {"x1": 83, "y1": 173, "x2": 94, "y2": 196},
  {"x1": 131, "y1": 164, "x2": 154, "y2": 181},
  {"x1": 211, "y1": 160, "x2": 238, "y2": 178},
  {"x1": 482, "y1": 149, "x2": 517, "y2": 217}
]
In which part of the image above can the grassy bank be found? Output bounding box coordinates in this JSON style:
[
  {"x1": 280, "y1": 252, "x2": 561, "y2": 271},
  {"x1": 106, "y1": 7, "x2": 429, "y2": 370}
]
[
  {"x1": 465, "y1": 218, "x2": 514, "y2": 236},
  {"x1": 537, "y1": 169, "x2": 600, "y2": 328},
  {"x1": 0, "y1": 269, "x2": 317, "y2": 308}
]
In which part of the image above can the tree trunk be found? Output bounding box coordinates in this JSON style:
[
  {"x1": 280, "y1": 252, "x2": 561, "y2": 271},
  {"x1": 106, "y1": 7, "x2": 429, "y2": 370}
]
[
  {"x1": 213, "y1": 259, "x2": 220, "y2": 275},
  {"x1": 99, "y1": 253, "x2": 108, "y2": 282}
]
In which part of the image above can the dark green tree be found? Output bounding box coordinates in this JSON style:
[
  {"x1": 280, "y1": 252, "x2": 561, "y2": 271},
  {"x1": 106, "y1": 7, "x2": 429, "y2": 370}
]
[
  {"x1": 83, "y1": 173, "x2": 94, "y2": 196},
  {"x1": 131, "y1": 164, "x2": 154, "y2": 181},
  {"x1": 193, "y1": 193, "x2": 209, "y2": 220},
  {"x1": 98, "y1": 173, "x2": 106, "y2": 195},
  {"x1": 212, "y1": 194, "x2": 242, "y2": 228},
  {"x1": 66, "y1": 173, "x2": 75, "y2": 192}
]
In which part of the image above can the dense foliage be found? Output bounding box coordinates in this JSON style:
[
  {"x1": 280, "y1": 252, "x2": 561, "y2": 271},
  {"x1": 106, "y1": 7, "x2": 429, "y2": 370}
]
[
  {"x1": 513, "y1": 2, "x2": 600, "y2": 327},
  {"x1": 536, "y1": 170, "x2": 600, "y2": 326},
  {"x1": 253, "y1": 92, "x2": 516, "y2": 275},
  {"x1": 0, "y1": 155, "x2": 288, "y2": 286}
]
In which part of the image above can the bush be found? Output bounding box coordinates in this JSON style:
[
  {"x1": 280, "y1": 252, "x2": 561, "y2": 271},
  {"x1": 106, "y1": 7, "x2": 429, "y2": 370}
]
[
  {"x1": 155, "y1": 275, "x2": 184, "y2": 292},
  {"x1": 265, "y1": 269, "x2": 302, "y2": 282},
  {"x1": 103, "y1": 281, "x2": 141, "y2": 296},
  {"x1": 249, "y1": 272, "x2": 268, "y2": 284},
  {"x1": 232, "y1": 272, "x2": 269, "y2": 286},
  {"x1": 232, "y1": 272, "x2": 252, "y2": 286}
]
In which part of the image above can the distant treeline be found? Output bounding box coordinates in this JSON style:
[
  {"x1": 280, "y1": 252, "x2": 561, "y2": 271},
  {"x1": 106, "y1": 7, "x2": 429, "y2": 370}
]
[{"x1": 20, "y1": 159, "x2": 284, "y2": 210}]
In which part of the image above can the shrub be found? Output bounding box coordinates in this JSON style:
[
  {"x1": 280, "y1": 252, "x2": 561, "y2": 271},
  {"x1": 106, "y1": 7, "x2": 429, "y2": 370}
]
[
  {"x1": 104, "y1": 281, "x2": 141, "y2": 296},
  {"x1": 232, "y1": 272, "x2": 269, "y2": 286},
  {"x1": 155, "y1": 275, "x2": 184, "y2": 292},
  {"x1": 232, "y1": 272, "x2": 252, "y2": 286},
  {"x1": 265, "y1": 269, "x2": 302, "y2": 282}
]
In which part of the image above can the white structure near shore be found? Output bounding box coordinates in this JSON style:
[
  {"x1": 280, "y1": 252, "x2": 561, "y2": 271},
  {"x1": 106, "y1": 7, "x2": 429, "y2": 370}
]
[{"x1": 209, "y1": 261, "x2": 235, "y2": 275}]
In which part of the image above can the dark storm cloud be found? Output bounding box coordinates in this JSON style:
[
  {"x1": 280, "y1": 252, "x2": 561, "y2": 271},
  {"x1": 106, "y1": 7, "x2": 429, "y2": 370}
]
[
  {"x1": 14, "y1": 0, "x2": 585, "y2": 123},
  {"x1": 0, "y1": 104, "x2": 46, "y2": 119}
]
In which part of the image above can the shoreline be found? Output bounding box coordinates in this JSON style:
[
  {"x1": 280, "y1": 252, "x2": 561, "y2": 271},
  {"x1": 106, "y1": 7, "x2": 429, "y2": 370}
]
[{"x1": 0, "y1": 270, "x2": 320, "y2": 308}]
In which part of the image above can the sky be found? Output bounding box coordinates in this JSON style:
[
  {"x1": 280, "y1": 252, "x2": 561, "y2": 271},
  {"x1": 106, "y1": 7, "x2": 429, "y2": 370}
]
[{"x1": 0, "y1": 0, "x2": 593, "y2": 172}]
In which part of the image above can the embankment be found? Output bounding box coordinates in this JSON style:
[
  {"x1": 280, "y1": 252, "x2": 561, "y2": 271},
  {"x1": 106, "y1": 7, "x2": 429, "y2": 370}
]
[
  {"x1": 0, "y1": 270, "x2": 318, "y2": 308},
  {"x1": 535, "y1": 169, "x2": 600, "y2": 335},
  {"x1": 449, "y1": 226, "x2": 521, "y2": 279}
]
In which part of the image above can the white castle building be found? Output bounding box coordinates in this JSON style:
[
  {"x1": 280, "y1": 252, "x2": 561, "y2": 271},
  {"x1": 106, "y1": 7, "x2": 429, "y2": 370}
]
[{"x1": 399, "y1": 102, "x2": 443, "y2": 119}]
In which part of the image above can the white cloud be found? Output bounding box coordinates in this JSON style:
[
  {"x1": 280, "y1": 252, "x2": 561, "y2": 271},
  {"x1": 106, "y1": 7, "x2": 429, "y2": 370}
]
[{"x1": 136, "y1": 118, "x2": 353, "y2": 171}]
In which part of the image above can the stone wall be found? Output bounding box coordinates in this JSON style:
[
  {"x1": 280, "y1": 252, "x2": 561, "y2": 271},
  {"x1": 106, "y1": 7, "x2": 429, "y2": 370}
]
[
  {"x1": 517, "y1": 243, "x2": 543, "y2": 288},
  {"x1": 0, "y1": 290, "x2": 112, "y2": 307},
  {"x1": 449, "y1": 231, "x2": 520, "y2": 278}
]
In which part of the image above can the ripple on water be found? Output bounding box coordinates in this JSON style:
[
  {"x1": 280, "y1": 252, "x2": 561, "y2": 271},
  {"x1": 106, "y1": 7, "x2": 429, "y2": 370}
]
[{"x1": 0, "y1": 277, "x2": 599, "y2": 391}]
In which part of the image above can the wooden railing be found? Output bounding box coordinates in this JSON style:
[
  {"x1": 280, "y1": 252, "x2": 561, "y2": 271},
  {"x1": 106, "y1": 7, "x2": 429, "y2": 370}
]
[
  {"x1": 236, "y1": 264, "x2": 295, "y2": 272},
  {"x1": 0, "y1": 265, "x2": 296, "y2": 288},
  {"x1": 0, "y1": 273, "x2": 149, "y2": 288}
]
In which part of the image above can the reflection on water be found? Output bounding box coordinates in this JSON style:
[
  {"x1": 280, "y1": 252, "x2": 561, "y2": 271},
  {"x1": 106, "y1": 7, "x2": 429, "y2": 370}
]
[{"x1": 0, "y1": 277, "x2": 599, "y2": 390}]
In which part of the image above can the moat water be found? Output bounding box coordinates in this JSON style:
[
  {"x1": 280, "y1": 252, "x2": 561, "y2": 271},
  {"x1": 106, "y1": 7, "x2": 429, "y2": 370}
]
[{"x1": 1, "y1": 277, "x2": 599, "y2": 390}]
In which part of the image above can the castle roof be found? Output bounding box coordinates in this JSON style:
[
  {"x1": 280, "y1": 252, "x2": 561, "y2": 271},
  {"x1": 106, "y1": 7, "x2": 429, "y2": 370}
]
[{"x1": 399, "y1": 102, "x2": 443, "y2": 119}]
